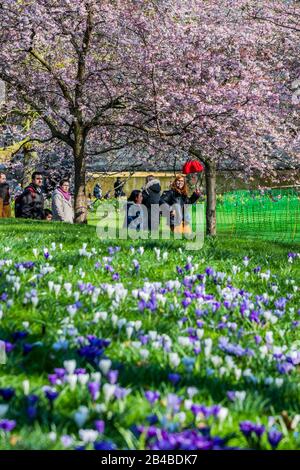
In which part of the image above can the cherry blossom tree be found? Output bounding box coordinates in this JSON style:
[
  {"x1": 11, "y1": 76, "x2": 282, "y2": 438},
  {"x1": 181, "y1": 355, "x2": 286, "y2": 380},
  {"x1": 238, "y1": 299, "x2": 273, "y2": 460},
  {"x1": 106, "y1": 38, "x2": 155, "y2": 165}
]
[
  {"x1": 117, "y1": 0, "x2": 299, "y2": 235},
  {"x1": 0, "y1": 0, "x2": 144, "y2": 222}
]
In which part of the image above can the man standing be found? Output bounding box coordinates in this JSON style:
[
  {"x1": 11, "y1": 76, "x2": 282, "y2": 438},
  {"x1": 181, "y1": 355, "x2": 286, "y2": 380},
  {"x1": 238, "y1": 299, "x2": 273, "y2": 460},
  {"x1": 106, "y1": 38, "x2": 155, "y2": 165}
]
[
  {"x1": 114, "y1": 177, "x2": 125, "y2": 198},
  {"x1": 0, "y1": 172, "x2": 11, "y2": 218},
  {"x1": 93, "y1": 183, "x2": 102, "y2": 200},
  {"x1": 15, "y1": 172, "x2": 45, "y2": 220},
  {"x1": 142, "y1": 175, "x2": 161, "y2": 231}
]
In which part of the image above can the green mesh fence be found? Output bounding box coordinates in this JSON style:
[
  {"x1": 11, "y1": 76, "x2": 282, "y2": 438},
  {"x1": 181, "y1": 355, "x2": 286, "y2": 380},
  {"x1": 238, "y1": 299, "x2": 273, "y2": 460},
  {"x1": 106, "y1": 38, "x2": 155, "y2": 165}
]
[{"x1": 216, "y1": 187, "x2": 300, "y2": 242}]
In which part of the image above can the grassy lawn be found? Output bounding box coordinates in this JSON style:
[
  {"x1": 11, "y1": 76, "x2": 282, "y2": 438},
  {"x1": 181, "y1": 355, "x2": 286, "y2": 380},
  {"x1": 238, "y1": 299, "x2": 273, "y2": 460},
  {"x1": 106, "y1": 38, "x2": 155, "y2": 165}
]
[{"x1": 0, "y1": 218, "x2": 299, "y2": 450}]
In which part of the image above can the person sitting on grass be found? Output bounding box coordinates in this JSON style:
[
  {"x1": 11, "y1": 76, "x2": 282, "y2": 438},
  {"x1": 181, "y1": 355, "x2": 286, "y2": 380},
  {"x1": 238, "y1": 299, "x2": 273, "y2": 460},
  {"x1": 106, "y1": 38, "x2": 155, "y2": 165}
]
[{"x1": 123, "y1": 190, "x2": 143, "y2": 231}]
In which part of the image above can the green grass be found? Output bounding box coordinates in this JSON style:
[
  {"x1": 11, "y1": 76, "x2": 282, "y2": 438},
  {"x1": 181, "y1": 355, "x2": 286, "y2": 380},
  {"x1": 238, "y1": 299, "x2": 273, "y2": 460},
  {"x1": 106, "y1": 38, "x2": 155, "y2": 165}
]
[{"x1": 0, "y1": 218, "x2": 299, "y2": 450}]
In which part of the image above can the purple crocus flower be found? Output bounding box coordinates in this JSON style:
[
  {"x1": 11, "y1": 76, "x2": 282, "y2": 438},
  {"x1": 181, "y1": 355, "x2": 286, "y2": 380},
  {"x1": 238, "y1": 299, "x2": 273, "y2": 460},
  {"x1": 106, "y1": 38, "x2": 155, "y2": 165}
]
[
  {"x1": 277, "y1": 362, "x2": 294, "y2": 374},
  {"x1": 88, "y1": 382, "x2": 100, "y2": 401},
  {"x1": 0, "y1": 419, "x2": 16, "y2": 432},
  {"x1": 12, "y1": 331, "x2": 28, "y2": 341},
  {"x1": 254, "y1": 335, "x2": 262, "y2": 345},
  {"x1": 23, "y1": 343, "x2": 34, "y2": 355},
  {"x1": 182, "y1": 298, "x2": 191, "y2": 309},
  {"x1": 205, "y1": 267, "x2": 214, "y2": 276},
  {"x1": 168, "y1": 373, "x2": 181, "y2": 385},
  {"x1": 253, "y1": 424, "x2": 265, "y2": 437},
  {"x1": 94, "y1": 441, "x2": 116, "y2": 450},
  {"x1": 112, "y1": 273, "x2": 120, "y2": 281},
  {"x1": 0, "y1": 388, "x2": 15, "y2": 401},
  {"x1": 227, "y1": 391, "x2": 236, "y2": 402},
  {"x1": 108, "y1": 370, "x2": 119, "y2": 384},
  {"x1": 239, "y1": 421, "x2": 254, "y2": 437},
  {"x1": 44, "y1": 388, "x2": 59, "y2": 402},
  {"x1": 95, "y1": 420, "x2": 105, "y2": 434},
  {"x1": 4, "y1": 341, "x2": 14, "y2": 353},
  {"x1": 145, "y1": 390, "x2": 160, "y2": 404},
  {"x1": 27, "y1": 394, "x2": 39, "y2": 420},
  {"x1": 268, "y1": 429, "x2": 283, "y2": 449}
]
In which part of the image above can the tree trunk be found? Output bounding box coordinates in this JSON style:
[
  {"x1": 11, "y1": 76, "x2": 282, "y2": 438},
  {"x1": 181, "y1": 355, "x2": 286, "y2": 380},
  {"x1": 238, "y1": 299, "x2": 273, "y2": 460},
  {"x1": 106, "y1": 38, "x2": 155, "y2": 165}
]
[
  {"x1": 74, "y1": 127, "x2": 87, "y2": 224},
  {"x1": 205, "y1": 160, "x2": 217, "y2": 236},
  {"x1": 22, "y1": 142, "x2": 39, "y2": 187}
]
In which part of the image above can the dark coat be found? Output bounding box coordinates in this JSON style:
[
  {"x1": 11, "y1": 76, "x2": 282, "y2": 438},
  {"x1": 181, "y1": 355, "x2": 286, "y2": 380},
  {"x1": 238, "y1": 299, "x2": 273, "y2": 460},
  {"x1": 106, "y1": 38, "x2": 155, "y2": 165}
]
[
  {"x1": 0, "y1": 183, "x2": 10, "y2": 205},
  {"x1": 16, "y1": 184, "x2": 45, "y2": 220},
  {"x1": 160, "y1": 188, "x2": 199, "y2": 227},
  {"x1": 0, "y1": 183, "x2": 11, "y2": 218},
  {"x1": 123, "y1": 201, "x2": 143, "y2": 231},
  {"x1": 114, "y1": 181, "x2": 125, "y2": 198},
  {"x1": 142, "y1": 179, "x2": 161, "y2": 230}
]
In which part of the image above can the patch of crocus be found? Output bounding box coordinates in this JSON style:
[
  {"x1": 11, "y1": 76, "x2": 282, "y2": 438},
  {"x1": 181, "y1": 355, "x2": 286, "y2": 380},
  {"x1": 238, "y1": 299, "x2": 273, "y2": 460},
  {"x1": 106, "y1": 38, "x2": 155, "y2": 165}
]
[
  {"x1": 240, "y1": 421, "x2": 265, "y2": 439},
  {"x1": 12, "y1": 330, "x2": 28, "y2": 341},
  {"x1": 27, "y1": 394, "x2": 39, "y2": 420},
  {"x1": 268, "y1": 429, "x2": 283, "y2": 449}
]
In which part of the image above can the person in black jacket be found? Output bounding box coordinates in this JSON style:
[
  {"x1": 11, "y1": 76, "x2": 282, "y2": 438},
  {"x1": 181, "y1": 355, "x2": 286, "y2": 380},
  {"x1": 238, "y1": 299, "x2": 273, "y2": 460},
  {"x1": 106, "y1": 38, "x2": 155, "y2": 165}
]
[
  {"x1": 114, "y1": 177, "x2": 125, "y2": 198},
  {"x1": 142, "y1": 175, "x2": 161, "y2": 231},
  {"x1": 160, "y1": 175, "x2": 200, "y2": 234},
  {"x1": 15, "y1": 172, "x2": 45, "y2": 220}
]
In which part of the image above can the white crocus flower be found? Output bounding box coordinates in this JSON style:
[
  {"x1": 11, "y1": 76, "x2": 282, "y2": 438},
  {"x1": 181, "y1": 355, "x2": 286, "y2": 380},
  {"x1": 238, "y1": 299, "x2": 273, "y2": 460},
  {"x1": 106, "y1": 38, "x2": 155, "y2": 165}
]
[
  {"x1": 78, "y1": 374, "x2": 89, "y2": 386},
  {"x1": 140, "y1": 349, "x2": 149, "y2": 360},
  {"x1": 169, "y1": 352, "x2": 180, "y2": 368},
  {"x1": 65, "y1": 374, "x2": 77, "y2": 391},
  {"x1": 48, "y1": 281, "x2": 54, "y2": 292},
  {"x1": 103, "y1": 384, "x2": 116, "y2": 402},
  {"x1": 99, "y1": 359, "x2": 112, "y2": 375},
  {"x1": 74, "y1": 406, "x2": 89, "y2": 427},
  {"x1": 64, "y1": 360, "x2": 76, "y2": 375},
  {"x1": 23, "y1": 380, "x2": 30, "y2": 395},
  {"x1": 79, "y1": 430, "x2": 99, "y2": 443}
]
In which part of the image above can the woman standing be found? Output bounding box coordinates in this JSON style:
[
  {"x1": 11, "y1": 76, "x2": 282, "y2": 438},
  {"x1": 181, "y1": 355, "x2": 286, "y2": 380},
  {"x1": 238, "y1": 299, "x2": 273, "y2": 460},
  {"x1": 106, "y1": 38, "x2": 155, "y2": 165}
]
[
  {"x1": 52, "y1": 179, "x2": 74, "y2": 223},
  {"x1": 160, "y1": 175, "x2": 200, "y2": 234}
]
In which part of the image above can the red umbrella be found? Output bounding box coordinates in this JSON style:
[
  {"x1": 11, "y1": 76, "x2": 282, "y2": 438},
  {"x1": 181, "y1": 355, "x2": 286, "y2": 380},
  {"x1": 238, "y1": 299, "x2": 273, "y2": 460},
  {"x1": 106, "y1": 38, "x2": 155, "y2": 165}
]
[{"x1": 182, "y1": 160, "x2": 204, "y2": 174}]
